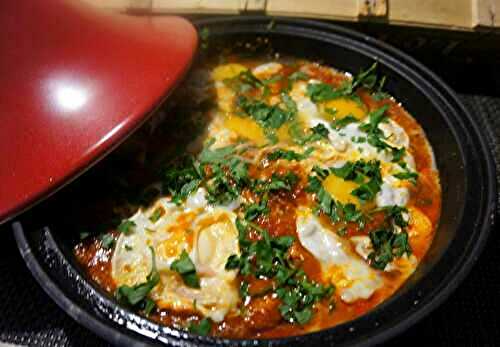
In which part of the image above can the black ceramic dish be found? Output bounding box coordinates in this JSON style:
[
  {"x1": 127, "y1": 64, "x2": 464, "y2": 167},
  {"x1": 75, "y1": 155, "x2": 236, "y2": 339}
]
[{"x1": 12, "y1": 17, "x2": 497, "y2": 347}]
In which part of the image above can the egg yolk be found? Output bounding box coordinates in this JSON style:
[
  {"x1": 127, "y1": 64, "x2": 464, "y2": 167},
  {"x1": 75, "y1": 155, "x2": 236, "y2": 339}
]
[
  {"x1": 211, "y1": 63, "x2": 247, "y2": 81},
  {"x1": 322, "y1": 98, "x2": 366, "y2": 121},
  {"x1": 224, "y1": 115, "x2": 291, "y2": 145},
  {"x1": 323, "y1": 174, "x2": 360, "y2": 207}
]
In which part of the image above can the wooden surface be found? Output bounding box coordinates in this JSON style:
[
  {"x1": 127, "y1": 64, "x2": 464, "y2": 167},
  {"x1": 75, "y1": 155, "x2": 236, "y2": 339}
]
[{"x1": 79, "y1": 0, "x2": 500, "y2": 30}]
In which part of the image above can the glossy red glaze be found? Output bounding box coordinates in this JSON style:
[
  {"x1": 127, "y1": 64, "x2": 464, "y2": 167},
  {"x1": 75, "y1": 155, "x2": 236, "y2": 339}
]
[{"x1": 0, "y1": 0, "x2": 198, "y2": 224}]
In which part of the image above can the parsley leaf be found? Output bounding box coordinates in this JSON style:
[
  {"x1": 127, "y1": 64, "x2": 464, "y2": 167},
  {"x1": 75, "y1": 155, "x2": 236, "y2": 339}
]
[
  {"x1": 359, "y1": 105, "x2": 389, "y2": 136},
  {"x1": 237, "y1": 95, "x2": 296, "y2": 131},
  {"x1": 199, "y1": 141, "x2": 236, "y2": 164},
  {"x1": 393, "y1": 162, "x2": 419, "y2": 185},
  {"x1": 368, "y1": 229, "x2": 411, "y2": 270},
  {"x1": 100, "y1": 233, "x2": 115, "y2": 249},
  {"x1": 288, "y1": 122, "x2": 330, "y2": 145},
  {"x1": 267, "y1": 148, "x2": 313, "y2": 161},
  {"x1": 306, "y1": 63, "x2": 386, "y2": 104},
  {"x1": 162, "y1": 156, "x2": 202, "y2": 205},
  {"x1": 358, "y1": 105, "x2": 408, "y2": 161},
  {"x1": 226, "y1": 219, "x2": 333, "y2": 325},
  {"x1": 378, "y1": 205, "x2": 409, "y2": 228},
  {"x1": 149, "y1": 207, "x2": 164, "y2": 223},
  {"x1": 262, "y1": 74, "x2": 283, "y2": 85},
  {"x1": 331, "y1": 160, "x2": 383, "y2": 203},
  {"x1": 372, "y1": 76, "x2": 391, "y2": 100},
  {"x1": 288, "y1": 71, "x2": 309, "y2": 82},
  {"x1": 351, "y1": 62, "x2": 379, "y2": 91},
  {"x1": 117, "y1": 220, "x2": 136, "y2": 235},
  {"x1": 244, "y1": 196, "x2": 269, "y2": 221},
  {"x1": 170, "y1": 250, "x2": 200, "y2": 288},
  {"x1": 223, "y1": 69, "x2": 262, "y2": 93},
  {"x1": 306, "y1": 167, "x2": 366, "y2": 227},
  {"x1": 306, "y1": 83, "x2": 347, "y2": 103},
  {"x1": 188, "y1": 318, "x2": 212, "y2": 336},
  {"x1": 143, "y1": 298, "x2": 156, "y2": 315},
  {"x1": 116, "y1": 247, "x2": 160, "y2": 306},
  {"x1": 331, "y1": 115, "x2": 359, "y2": 130},
  {"x1": 253, "y1": 172, "x2": 299, "y2": 193}
]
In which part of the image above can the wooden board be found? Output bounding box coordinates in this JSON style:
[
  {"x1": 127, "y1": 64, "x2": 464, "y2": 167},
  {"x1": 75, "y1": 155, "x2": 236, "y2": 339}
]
[{"x1": 79, "y1": 0, "x2": 500, "y2": 30}]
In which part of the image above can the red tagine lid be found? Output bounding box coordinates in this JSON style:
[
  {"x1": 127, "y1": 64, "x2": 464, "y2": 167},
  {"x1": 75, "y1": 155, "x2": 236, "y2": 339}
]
[{"x1": 0, "y1": 0, "x2": 198, "y2": 224}]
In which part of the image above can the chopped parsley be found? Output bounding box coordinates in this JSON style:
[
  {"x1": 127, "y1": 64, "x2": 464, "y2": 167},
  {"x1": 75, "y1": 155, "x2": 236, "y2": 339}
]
[
  {"x1": 306, "y1": 63, "x2": 384, "y2": 103},
  {"x1": 372, "y1": 76, "x2": 392, "y2": 100},
  {"x1": 188, "y1": 318, "x2": 212, "y2": 335},
  {"x1": 330, "y1": 160, "x2": 383, "y2": 203},
  {"x1": 393, "y1": 162, "x2": 419, "y2": 185},
  {"x1": 262, "y1": 74, "x2": 283, "y2": 85},
  {"x1": 358, "y1": 105, "x2": 408, "y2": 161},
  {"x1": 253, "y1": 172, "x2": 299, "y2": 193},
  {"x1": 244, "y1": 196, "x2": 269, "y2": 221},
  {"x1": 306, "y1": 172, "x2": 365, "y2": 227},
  {"x1": 237, "y1": 94, "x2": 296, "y2": 131},
  {"x1": 149, "y1": 207, "x2": 164, "y2": 223},
  {"x1": 116, "y1": 247, "x2": 160, "y2": 312},
  {"x1": 205, "y1": 158, "x2": 248, "y2": 205},
  {"x1": 366, "y1": 205, "x2": 412, "y2": 269},
  {"x1": 143, "y1": 298, "x2": 156, "y2": 315},
  {"x1": 330, "y1": 115, "x2": 359, "y2": 130},
  {"x1": 290, "y1": 123, "x2": 330, "y2": 145},
  {"x1": 225, "y1": 219, "x2": 333, "y2": 325},
  {"x1": 306, "y1": 82, "x2": 348, "y2": 103},
  {"x1": 288, "y1": 71, "x2": 309, "y2": 82},
  {"x1": 368, "y1": 229, "x2": 411, "y2": 270},
  {"x1": 199, "y1": 142, "x2": 236, "y2": 164},
  {"x1": 267, "y1": 148, "x2": 313, "y2": 161},
  {"x1": 170, "y1": 250, "x2": 200, "y2": 288},
  {"x1": 117, "y1": 220, "x2": 136, "y2": 235},
  {"x1": 162, "y1": 156, "x2": 202, "y2": 205},
  {"x1": 224, "y1": 69, "x2": 262, "y2": 93},
  {"x1": 192, "y1": 140, "x2": 249, "y2": 205},
  {"x1": 100, "y1": 233, "x2": 115, "y2": 249}
]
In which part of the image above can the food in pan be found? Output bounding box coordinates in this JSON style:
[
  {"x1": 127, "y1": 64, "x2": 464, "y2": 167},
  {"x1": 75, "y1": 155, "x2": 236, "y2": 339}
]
[{"x1": 75, "y1": 56, "x2": 440, "y2": 338}]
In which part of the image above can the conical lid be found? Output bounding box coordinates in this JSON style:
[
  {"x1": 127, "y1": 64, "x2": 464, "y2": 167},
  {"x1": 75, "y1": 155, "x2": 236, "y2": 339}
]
[{"x1": 0, "y1": 0, "x2": 198, "y2": 224}]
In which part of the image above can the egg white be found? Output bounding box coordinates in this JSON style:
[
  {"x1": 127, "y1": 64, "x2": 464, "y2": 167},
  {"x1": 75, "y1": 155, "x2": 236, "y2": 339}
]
[
  {"x1": 112, "y1": 188, "x2": 241, "y2": 322},
  {"x1": 296, "y1": 209, "x2": 383, "y2": 303}
]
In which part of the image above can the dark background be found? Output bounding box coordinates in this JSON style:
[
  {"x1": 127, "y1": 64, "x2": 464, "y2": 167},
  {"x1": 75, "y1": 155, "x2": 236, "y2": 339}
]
[{"x1": 1, "y1": 21, "x2": 499, "y2": 346}]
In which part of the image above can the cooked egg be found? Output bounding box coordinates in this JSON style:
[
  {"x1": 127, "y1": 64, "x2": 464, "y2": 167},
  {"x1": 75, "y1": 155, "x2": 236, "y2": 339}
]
[
  {"x1": 322, "y1": 98, "x2": 366, "y2": 120},
  {"x1": 112, "y1": 194, "x2": 241, "y2": 322},
  {"x1": 296, "y1": 209, "x2": 383, "y2": 303}
]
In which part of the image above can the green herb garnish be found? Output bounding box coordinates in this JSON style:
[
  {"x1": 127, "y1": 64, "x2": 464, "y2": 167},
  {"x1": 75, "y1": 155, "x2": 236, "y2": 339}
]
[
  {"x1": 331, "y1": 115, "x2": 359, "y2": 130},
  {"x1": 149, "y1": 207, "x2": 164, "y2": 223},
  {"x1": 116, "y1": 247, "x2": 160, "y2": 306},
  {"x1": 225, "y1": 219, "x2": 333, "y2": 324},
  {"x1": 393, "y1": 163, "x2": 419, "y2": 185},
  {"x1": 267, "y1": 148, "x2": 313, "y2": 161},
  {"x1": 100, "y1": 234, "x2": 115, "y2": 249},
  {"x1": 162, "y1": 156, "x2": 202, "y2": 205},
  {"x1": 368, "y1": 229, "x2": 411, "y2": 270},
  {"x1": 188, "y1": 318, "x2": 212, "y2": 335},
  {"x1": 170, "y1": 250, "x2": 200, "y2": 288},
  {"x1": 117, "y1": 220, "x2": 136, "y2": 235}
]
